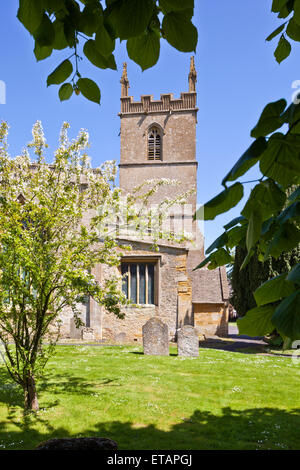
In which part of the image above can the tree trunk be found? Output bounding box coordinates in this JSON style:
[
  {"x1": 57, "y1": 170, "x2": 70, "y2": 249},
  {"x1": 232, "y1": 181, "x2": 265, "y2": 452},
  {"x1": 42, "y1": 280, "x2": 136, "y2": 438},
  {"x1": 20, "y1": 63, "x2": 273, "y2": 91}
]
[{"x1": 24, "y1": 375, "x2": 39, "y2": 411}]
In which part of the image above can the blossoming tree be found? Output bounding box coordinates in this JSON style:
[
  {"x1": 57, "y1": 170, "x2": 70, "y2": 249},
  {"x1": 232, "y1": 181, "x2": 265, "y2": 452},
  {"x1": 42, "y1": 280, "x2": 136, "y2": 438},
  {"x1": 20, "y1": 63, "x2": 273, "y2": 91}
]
[{"x1": 0, "y1": 121, "x2": 192, "y2": 411}]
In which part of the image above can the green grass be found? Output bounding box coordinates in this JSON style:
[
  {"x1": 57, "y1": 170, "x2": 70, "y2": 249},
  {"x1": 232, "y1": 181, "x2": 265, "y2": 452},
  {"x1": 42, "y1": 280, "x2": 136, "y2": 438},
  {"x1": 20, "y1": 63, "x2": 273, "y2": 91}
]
[{"x1": 0, "y1": 345, "x2": 300, "y2": 450}]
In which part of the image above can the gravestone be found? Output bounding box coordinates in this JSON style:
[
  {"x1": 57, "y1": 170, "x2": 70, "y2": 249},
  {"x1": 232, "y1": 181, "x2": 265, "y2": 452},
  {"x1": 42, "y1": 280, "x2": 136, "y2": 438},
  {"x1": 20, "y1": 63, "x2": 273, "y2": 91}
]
[
  {"x1": 81, "y1": 327, "x2": 94, "y2": 341},
  {"x1": 70, "y1": 319, "x2": 94, "y2": 341},
  {"x1": 69, "y1": 317, "x2": 82, "y2": 340},
  {"x1": 177, "y1": 325, "x2": 199, "y2": 357},
  {"x1": 142, "y1": 317, "x2": 169, "y2": 356}
]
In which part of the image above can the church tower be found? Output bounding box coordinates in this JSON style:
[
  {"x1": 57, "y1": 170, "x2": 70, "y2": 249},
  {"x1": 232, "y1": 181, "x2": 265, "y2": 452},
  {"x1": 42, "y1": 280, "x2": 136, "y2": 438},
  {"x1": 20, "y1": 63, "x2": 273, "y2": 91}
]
[
  {"x1": 118, "y1": 58, "x2": 203, "y2": 262},
  {"x1": 63, "y1": 59, "x2": 229, "y2": 344}
]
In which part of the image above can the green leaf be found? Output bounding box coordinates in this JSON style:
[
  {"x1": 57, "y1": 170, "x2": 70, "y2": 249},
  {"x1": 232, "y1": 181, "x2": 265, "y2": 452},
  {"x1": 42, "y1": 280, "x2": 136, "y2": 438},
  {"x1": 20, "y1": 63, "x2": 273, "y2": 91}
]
[
  {"x1": 259, "y1": 133, "x2": 300, "y2": 188},
  {"x1": 205, "y1": 232, "x2": 228, "y2": 255},
  {"x1": 287, "y1": 263, "x2": 300, "y2": 284},
  {"x1": 294, "y1": 0, "x2": 300, "y2": 25},
  {"x1": 223, "y1": 216, "x2": 246, "y2": 230},
  {"x1": 77, "y1": 78, "x2": 101, "y2": 104},
  {"x1": 62, "y1": 0, "x2": 82, "y2": 30},
  {"x1": 106, "y1": 0, "x2": 154, "y2": 40},
  {"x1": 42, "y1": 0, "x2": 65, "y2": 14},
  {"x1": 254, "y1": 273, "x2": 295, "y2": 306},
  {"x1": 272, "y1": 291, "x2": 300, "y2": 341},
  {"x1": 278, "y1": 1, "x2": 294, "y2": 18},
  {"x1": 127, "y1": 30, "x2": 160, "y2": 71},
  {"x1": 281, "y1": 102, "x2": 300, "y2": 131},
  {"x1": 34, "y1": 43, "x2": 52, "y2": 61},
  {"x1": 194, "y1": 248, "x2": 231, "y2": 270},
  {"x1": 207, "y1": 248, "x2": 232, "y2": 270},
  {"x1": 237, "y1": 305, "x2": 276, "y2": 337},
  {"x1": 274, "y1": 35, "x2": 291, "y2": 63},
  {"x1": 162, "y1": 12, "x2": 198, "y2": 52},
  {"x1": 240, "y1": 248, "x2": 255, "y2": 270},
  {"x1": 194, "y1": 183, "x2": 244, "y2": 221},
  {"x1": 59, "y1": 83, "x2": 73, "y2": 102},
  {"x1": 83, "y1": 40, "x2": 117, "y2": 69},
  {"x1": 241, "y1": 179, "x2": 286, "y2": 221},
  {"x1": 246, "y1": 210, "x2": 263, "y2": 250},
  {"x1": 63, "y1": 20, "x2": 76, "y2": 47},
  {"x1": 53, "y1": 20, "x2": 68, "y2": 50},
  {"x1": 170, "y1": 8, "x2": 194, "y2": 20},
  {"x1": 226, "y1": 225, "x2": 247, "y2": 248},
  {"x1": 204, "y1": 226, "x2": 246, "y2": 257},
  {"x1": 261, "y1": 216, "x2": 276, "y2": 236},
  {"x1": 286, "y1": 18, "x2": 300, "y2": 41},
  {"x1": 222, "y1": 137, "x2": 267, "y2": 184},
  {"x1": 272, "y1": 0, "x2": 288, "y2": 13},
  {"x1": 264, "y1": 222, "x2": 300, "y2": 259},
  {"x1": 79, "y1": 3, "x2": 103, "y2": 36},
  {"x1": 251, "y1": 99, "x2": 286, "y2": 138},
  {"x1": 266, "y1": 23, "x2": 286, "y2": 41},
  {"x1": 105, "y1": 0, "x2": 120, "y2": 5},
  {"x1": 47, "y1": 59, "x2": 73, "y2": 86},
  {"x1": 17, "y1": 0, "x2": 43, "y2": 34},
  {"x1": 34, "y1": 13, "x2": 55, "y2": 47},
  {"x1": 194, "y1": 255, "x2": 211, "y2": 270},
  {"x1": 159, "y1": 0, "x2": 194, "y2": 12},
  {"x1": 95, "y1": 24, "x2": 115, "y2": 57}
]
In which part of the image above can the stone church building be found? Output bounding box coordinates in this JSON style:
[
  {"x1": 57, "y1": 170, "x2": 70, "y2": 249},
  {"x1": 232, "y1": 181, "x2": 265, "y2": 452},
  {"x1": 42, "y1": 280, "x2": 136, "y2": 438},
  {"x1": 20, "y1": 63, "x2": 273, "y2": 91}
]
[{"x1": 68, "y1": 58, "x2": 229, "y2": 343}]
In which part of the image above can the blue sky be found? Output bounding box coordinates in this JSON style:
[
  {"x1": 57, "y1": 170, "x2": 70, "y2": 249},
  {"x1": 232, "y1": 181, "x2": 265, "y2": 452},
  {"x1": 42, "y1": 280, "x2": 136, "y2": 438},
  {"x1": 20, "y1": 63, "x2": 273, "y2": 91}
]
[{"x1": 0, "y1": 1, "x2": 297, "y2": 249}]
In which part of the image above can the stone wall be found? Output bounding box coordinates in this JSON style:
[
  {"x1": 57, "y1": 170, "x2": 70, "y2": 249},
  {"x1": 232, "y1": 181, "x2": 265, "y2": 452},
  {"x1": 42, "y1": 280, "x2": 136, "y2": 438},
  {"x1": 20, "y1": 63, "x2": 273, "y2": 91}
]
[
  {"x1": 194, "y1": 303, "x2": 229, "y2": 337},
  {"x1": 100, "y1": 242, "x2": 192, "y2": 342},
  {"x1": 120, "y1": 110, "x2": 197, "y2": 165}
]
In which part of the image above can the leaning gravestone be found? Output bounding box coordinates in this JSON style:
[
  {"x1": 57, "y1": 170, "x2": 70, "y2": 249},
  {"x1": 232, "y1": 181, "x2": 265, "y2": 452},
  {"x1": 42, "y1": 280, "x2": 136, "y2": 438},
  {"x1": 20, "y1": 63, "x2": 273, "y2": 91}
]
[
  {"x1": 177, "y1": 325, "x2": 199, "y2": 357},
  {"x1": 142, "y1": 317, "x2": 169, "y2": 356}
]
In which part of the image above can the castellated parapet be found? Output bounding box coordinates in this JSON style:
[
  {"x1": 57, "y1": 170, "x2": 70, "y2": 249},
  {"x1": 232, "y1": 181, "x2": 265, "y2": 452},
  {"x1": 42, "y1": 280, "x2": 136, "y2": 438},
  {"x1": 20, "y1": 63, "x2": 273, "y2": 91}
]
[
  {"x1": 120, "y1": 92, "x2": 197, "y2": 115},
  {"x1": 119, "y1": 57, "x2": 198, "y2": 115}
]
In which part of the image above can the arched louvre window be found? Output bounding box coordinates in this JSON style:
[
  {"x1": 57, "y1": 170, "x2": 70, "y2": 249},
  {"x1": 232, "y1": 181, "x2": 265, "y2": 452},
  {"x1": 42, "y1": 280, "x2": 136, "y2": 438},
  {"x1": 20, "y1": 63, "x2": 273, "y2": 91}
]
[{"x1": 148, "y1": 127, "x2": 161, "y2": 160}]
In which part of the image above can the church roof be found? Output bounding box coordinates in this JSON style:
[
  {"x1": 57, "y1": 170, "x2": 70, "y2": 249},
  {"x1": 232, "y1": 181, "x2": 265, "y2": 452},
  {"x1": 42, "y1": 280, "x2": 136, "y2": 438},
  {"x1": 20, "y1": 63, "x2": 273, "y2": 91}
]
[{"x1": 190, "y1": 266, "x2": 229, "y2": 304}]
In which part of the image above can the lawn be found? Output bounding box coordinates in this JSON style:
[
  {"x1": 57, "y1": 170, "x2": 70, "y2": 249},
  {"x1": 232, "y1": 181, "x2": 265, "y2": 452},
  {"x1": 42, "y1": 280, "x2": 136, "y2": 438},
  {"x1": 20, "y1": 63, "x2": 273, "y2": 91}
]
[{"x1": 0, "y1": 344, "x2": 300, "y2": 450}]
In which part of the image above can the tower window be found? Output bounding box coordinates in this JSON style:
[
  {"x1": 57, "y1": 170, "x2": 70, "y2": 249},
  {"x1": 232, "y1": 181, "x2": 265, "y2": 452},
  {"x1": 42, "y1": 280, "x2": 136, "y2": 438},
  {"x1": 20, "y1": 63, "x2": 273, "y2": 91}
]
[{"x1": 148, "y1": 127, "x2": 162, "y2": 160}]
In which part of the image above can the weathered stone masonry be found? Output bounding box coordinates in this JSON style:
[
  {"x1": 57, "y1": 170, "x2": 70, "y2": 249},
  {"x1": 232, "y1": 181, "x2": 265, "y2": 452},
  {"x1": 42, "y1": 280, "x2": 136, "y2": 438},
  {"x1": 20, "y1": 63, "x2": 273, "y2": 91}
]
[{"x1": 101, "y1": 241, "x2": 193, "y2": 342}]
